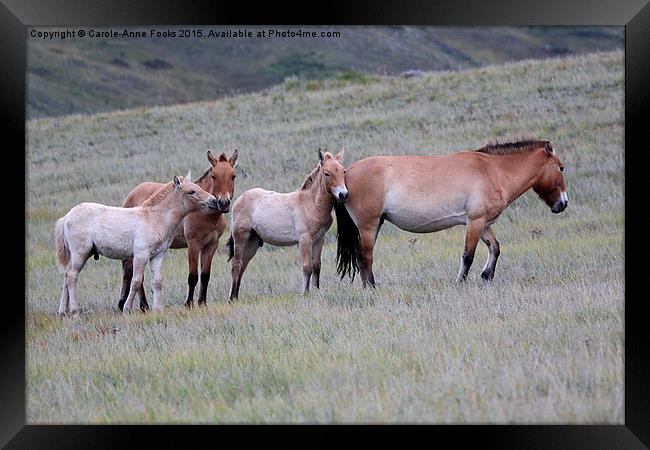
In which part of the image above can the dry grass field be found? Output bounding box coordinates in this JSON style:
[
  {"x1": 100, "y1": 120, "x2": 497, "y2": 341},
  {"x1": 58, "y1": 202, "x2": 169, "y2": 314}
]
[{"x1": 26, "y1": 50, "x2": 624, "y2": 423}]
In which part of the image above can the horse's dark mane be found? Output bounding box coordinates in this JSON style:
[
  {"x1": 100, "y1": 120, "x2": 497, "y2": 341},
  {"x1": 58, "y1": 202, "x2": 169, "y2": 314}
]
[
  {"x1": 475, "y1": 138, "x2": 550, "y2": 155},
  {"x1": 300, "y1": 151, "x2": 336, "y2": 190},
  {"x1": 300, "y1": 165, "x2": 321, "y2": 190},
  {"x1": 141, "y1": 182, "x2": 175, "y2": 208},
  {"x1": 195, "y1": 166, "x2": 212, "y2": 185}
]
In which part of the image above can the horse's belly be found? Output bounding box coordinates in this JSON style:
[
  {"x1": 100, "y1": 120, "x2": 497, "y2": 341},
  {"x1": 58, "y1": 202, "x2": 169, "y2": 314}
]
[
  {"x1": 251, "y1": 201, "x2": 298, "y2": 246},
  {"x1": 383, "y1": 185, "x2": 468, "y2": 233},
  {"x1": 94, "y1": 242, "x2": 133, "y2": 260},
  {"x1": 386, "y1": 211, "x2": 466, "y2": 233}
]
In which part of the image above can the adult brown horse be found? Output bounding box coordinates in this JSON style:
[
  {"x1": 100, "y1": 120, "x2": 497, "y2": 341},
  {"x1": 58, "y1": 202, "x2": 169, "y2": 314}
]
[
  {"x1": 335, "y1": 139, "x2": 568, "y2": 287},
  {"x1": 118, "y1": 149, "x2": 238, "y2": 311}
]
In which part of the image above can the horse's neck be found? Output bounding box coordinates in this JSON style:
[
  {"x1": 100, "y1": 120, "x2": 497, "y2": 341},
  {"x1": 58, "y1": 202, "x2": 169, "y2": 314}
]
[
  {"x1": 496, "y1": 151, "x2": 546, "y2": 204},
  {"x1": 306, "y1": 173, "x2": 334, "y2": 216},
  {"x1": 147, "y1": 192, "x2": 187, "y2": 230}
]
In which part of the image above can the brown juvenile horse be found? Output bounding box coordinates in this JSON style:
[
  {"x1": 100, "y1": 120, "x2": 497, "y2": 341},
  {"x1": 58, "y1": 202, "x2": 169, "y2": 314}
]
[
  {"x1": 335, "y1": 139, "x2": 568, "y2": 287},
  {"x1": 119, "y1": 149, "x2": 238, "y2": 311}
]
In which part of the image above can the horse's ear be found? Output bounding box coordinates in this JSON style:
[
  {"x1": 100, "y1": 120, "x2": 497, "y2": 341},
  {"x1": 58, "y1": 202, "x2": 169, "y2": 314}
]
[
  {"x1": 317, "y1": 148, "x2": 324, "y2": 164},
  {"x1": 207, "y1": 150, "x2": 217, "y2": 166},
  {"x1": 544, "y1": 141, "x2": 554, "y2": 156},
  {"x1": 173, "y1": 176, "x2": 181, "y2": 189},
  {"x1": 185, "y1": 170, "x2": 192, "y2": 181},
  {"x1": 334, "y1": 150, "x2": 345, "y2": 162},
  {"x1": 229, "y1": 149, "x2": 238, "y2": 167}
]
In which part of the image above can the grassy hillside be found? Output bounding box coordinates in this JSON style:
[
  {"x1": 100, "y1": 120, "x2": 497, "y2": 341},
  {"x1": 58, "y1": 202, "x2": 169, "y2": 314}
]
[
  {"x1": 27, "y1": 26, "x2": 623, "y2": 118},
  {"x1": 26, "y1": 50, "x2": 624, "y2": 423}
]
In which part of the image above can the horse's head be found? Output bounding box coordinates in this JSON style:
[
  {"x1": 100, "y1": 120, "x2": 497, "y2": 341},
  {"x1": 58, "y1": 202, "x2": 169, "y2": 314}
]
[
  {"x1": 206, "y1": 149, "x2": 238, "y2": 212},
  {"x1": 318, "y1": 148, "x2": 348, "y2": 203},
  {"x1": 532, "y1": 141, "x2": 568, "y2": 214},
  {"x1": 174, "y1": 170, "x2": 219, "y2": 214}
]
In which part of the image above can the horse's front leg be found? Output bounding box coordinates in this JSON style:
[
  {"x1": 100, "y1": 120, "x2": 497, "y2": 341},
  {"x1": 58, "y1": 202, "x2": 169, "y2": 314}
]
[
  {"x1": 149, "y1": 253, "x2": 165, "y2": 311},
  {"x1": 480, "y1": 225, "x2": 501, "y2": 281},
  {"x1": 197, "y1": 237, "x2": 219, "y2": 306},
  {"x1": 185, "y1": 242, "x2": 200, "y2": 308},
  {"x1": 456, "y1": 218, "x2": 486, "y2": 282},
  {"x1": 123, "y1": 256, "x2": 147, "y2": 314},
  {"x1": 311, "y1": 237, "x2": 325, "y2": 289},
  {"x1": 298, "y1": 234, "x2": 313, "y2": 295}
]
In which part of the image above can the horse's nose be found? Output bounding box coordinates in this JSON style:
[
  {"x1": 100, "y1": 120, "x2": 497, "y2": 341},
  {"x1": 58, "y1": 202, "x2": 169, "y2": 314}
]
[
  {"x1": 217, "y1": 197, "x2": 231, "y2": 211},
  {"x1": 338, "y1": 191, "x2": 349, "y2": 202},
  {"x1": 551, "y1": 200, "x2": 568, "y2": 214}
]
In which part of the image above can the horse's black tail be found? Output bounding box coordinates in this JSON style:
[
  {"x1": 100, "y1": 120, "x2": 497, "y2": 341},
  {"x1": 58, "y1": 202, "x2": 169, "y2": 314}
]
[
  {"x1": 334, "y1": 202, "x2": 360, "y2": 281},
  {"x1": 225, "y1": 234, "x2": 234, "y2": 262}
]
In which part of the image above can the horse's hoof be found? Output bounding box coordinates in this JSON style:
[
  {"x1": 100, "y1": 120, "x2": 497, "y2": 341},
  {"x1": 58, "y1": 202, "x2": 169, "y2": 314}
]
[
  {"x1": 481, "y1": 271, "x2": 494, "y2": 281},
  {"x1": 70, "y1": 310, "x2": 81, "y2": 319},
  {"x1": 185, "y1": 301, "x2": 194, "y2": 309},
  {"x1": 197, "y1": 300, "x2": 207, "y2": 307}
]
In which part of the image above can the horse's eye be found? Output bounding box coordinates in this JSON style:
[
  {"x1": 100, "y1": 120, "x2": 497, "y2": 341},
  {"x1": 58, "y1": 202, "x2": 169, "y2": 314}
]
[
  {"x1": 189, "y1": 190, "x2": 196, "y2": 195},
  {"x1": 211, "y1": 175, "x2": 215, "y2": 179},
  {"x1": 324, "y1": 172, "x2": 330, "y2": 177},
  {"x1": 560, "y1": 167, "x2": 564, "y2": 172},
  {"x1": 232, "y1": 175, "x2": 236, "y2": 180}
]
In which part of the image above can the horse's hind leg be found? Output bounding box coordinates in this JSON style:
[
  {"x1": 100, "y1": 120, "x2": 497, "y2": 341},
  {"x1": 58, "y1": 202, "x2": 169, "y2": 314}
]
[
  {"x1": 235, "y1": 235, "x2": 260, "y2": 297},
  {"x1": 58, "y1": 281, "x2": 69, "y2": 316},
  {"x1": 480, "y1": 226, "x2": 501, "y2": 281},
  {"x1": 197, "y1": 238, "x2": 219, "y2": 306},
  {"x1": 185, "y1": 242, "x2": 200, "y2": 308},
  {"x1": 229, "y1": 230, "x2": 257, "y2": 301},
  {"x1": 456, "y1": 218, "x2": 486, "y2": 282},
  {"x1": 65, "y1": 254, "x2": 90, "y2": 317},
  {"x1": 358, "y1": 218, "x2": 383, "y2": 288}
]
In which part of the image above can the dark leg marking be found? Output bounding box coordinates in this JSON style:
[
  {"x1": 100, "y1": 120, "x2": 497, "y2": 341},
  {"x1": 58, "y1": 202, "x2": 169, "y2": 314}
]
[
  {"x1": 186, "y1": 272, "x2": 198, "y2": 307},
  {"x1": 198, "y1": 272, "x2": 210, "y2": 305},
  {"x1": 458, "y1": 249, "x2": 475, "y2": 281}
]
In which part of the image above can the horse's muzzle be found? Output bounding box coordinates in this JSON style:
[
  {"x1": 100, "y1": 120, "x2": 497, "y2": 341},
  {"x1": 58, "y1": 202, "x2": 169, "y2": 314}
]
[
  {"x1": 204, "y1": 198, "x2": 221, "y2": 213},
  {"x1": 333, "y1": 188, "x2": 349, "y2": 203},
  {"x1": 216, "y1": 197, "x2": 231, "y2": 212},
  {"x1": 551, "y1": 200, "x2": 568, "y2": 214}
]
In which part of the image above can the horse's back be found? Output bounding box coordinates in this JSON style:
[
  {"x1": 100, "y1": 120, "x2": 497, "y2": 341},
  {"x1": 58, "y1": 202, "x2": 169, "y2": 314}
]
[
  {"x1": 123, "y1": 181, "x2": 165, "y2": 207},
  {"x1": 345, "y1": 153, "x2": 490, "y2": 232}
]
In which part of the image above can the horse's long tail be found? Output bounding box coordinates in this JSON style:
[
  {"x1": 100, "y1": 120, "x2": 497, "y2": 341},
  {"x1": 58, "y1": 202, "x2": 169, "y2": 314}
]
[
  {"x1": 225, "y1": 234, "x2": 234, "y2": 262},
  {"x1": 334, "y1": 203, "x2": 360, "y2": 281},
  {"x1": 55, "y1": 216, "x2": 70, "y2": 269}
]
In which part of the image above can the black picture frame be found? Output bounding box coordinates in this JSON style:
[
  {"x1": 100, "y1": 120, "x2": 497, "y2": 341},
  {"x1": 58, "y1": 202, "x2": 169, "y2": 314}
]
[{"x1": 3, "y1": 0, "x2": 648, "y2": 447}]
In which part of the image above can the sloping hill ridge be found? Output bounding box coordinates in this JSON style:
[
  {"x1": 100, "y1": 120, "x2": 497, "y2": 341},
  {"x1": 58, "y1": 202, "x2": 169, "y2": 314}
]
[{"x1": 27, "y1": 26, "x2": 622, "y2": 118}]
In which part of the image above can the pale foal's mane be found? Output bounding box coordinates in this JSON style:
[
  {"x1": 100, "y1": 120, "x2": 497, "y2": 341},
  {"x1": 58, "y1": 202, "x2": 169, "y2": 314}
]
[
  {"x1": 300, "y1": 151, "x2": 334, "y2": 190},
  {"x1": 475, "y1": 137, "x2": 551, "y2": 155},
  {"x1": 140, "y1": 181, "x2": 175, "y2": 208}
]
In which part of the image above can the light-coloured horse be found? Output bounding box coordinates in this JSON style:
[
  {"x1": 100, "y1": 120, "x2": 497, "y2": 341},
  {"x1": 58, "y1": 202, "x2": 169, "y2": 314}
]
[
  {"x1": 119, "y1": 149, "x2": 238, "y2": 311},
  {"x1": 226, "y1": 149, "x2": 348, "y2": 300},
  {"x1": 55, "y1": 172, "x2": 219, "y2": 316},
  {"x1": 335, "y1": 139, "x2": 568, "y2": 286}
]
